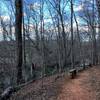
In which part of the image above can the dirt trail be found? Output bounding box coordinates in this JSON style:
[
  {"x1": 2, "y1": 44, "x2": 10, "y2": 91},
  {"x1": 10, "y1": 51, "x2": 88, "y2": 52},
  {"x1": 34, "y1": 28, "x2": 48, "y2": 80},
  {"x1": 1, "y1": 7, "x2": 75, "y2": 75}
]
[
  {"x1": 10, "y1": 66, "x2": 100, "y2": 100},
  {"x1": 57, "y1": 66, "x2": 100, "y2": 100}
]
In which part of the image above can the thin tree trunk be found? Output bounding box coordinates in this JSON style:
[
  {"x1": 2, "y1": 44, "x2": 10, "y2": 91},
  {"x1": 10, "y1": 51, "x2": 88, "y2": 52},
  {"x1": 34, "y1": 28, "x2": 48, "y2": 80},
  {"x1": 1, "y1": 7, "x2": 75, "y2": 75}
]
[
  {"x1": 96, "y1": 0, "x2": 100, "y2": 64},
  {"x1": 57, "y1": 16, "x2": 62, "y2": 73},
  {"x1": 92, "y1": 0, "x2": 98, "y2": 65},
  {"x1": 74, "y1": 12, "x2": 82, "y2": 64},
  {"x1": 71, "y1": 0, "x2": 74, "y2": 68}
]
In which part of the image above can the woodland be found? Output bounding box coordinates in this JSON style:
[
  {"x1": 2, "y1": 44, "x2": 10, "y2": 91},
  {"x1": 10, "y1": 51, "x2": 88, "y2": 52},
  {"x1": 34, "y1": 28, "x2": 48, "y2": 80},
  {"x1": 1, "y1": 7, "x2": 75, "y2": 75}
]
[{"x1": 0, "y1": 0, "x2": 100, "y2": 100}]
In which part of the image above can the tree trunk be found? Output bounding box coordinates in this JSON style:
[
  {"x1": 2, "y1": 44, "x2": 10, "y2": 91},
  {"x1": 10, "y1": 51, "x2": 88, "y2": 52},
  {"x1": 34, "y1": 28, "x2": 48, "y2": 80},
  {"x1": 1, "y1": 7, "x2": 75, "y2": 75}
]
[
  {"x1": 96, "y1": 0, "x2": 100, "y2": 64},
  {"x1": 71, "y1": 0, "x2": 74, "y2": 68},
  {"x1": 92, "y1": 0, "x2": 98, "y2": 65},
  {"x1": 15, "y1": 0, "x2": 23, "y2": 85},
  {"x1": 74, "y1": 13, "x2": 82, "y2": 65}
]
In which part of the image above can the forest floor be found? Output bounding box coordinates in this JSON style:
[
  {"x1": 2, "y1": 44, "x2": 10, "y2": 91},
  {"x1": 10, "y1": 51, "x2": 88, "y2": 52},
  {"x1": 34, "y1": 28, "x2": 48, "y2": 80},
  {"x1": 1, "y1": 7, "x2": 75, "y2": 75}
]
[{"x1": 10, "y1": 66, "x2": 100, "y2": 100}]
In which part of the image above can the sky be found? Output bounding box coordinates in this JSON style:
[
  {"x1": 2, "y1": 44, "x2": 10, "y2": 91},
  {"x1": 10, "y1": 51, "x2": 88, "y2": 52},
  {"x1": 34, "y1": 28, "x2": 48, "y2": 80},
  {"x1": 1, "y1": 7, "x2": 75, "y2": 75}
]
[
  {"x1": 0, "y1": 0, "x2": 97, "y2": 41},
  {"x1": 0, "y1": 0, "x2": 83, "y2": 20}
]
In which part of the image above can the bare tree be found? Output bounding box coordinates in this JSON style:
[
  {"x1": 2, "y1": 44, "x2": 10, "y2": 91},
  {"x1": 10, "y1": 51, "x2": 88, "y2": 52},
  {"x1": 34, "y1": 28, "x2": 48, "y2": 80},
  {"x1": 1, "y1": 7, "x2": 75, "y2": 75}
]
[
  {"x1": 47, "y1": 0, "x2": 67, "y2": 68},
  {"x1": 79, "y1": 0, "x2": 98, "y2": 65}
]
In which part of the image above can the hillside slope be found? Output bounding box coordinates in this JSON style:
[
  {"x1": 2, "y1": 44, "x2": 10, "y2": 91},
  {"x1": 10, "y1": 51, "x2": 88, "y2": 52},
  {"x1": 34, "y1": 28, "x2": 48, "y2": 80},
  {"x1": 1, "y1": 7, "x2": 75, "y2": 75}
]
[{"x1": 10, "y1": 66, "x2": 100, "y2": 100}]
